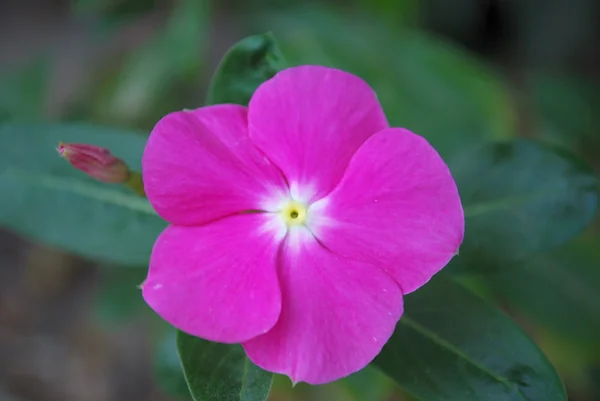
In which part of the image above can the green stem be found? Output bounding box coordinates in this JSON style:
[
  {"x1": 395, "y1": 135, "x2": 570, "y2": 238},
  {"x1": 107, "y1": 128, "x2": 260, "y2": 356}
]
[{"x1": 124, "y1": 171, "x2": 146, "y2": 197}]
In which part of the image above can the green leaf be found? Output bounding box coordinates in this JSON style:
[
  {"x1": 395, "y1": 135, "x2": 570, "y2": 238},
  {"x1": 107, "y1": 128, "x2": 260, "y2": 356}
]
[
  {"x1": 0, "y1": 124, "x2": 166, "y2": 265},
  {"x1": 261, "y1": 7, "x2": 514, "y2": 158},
  {"x1": 452, "y1": 138, "x2": 598, "y2": 270},
  {"x1": 206, "y1": 32, "x2": 287, "y2": 106},
  {"x1": 155, "y1": 330, "x2": 194, "y2": 400},
  {"x1": 531, "y1": 73, "x2": 600, "y2": 157},
  {"x1": 374, "y1": 277, "x2": 567, "y2": 401},
  {"x1": 92, "y1": 267, "x2": 149, "y2": 325},
  {"x1": 488, "y1": 236, "x2": 600, "y2": 351},
  {"x1": 177, "y1": 331, "x2": 273, "y2": 401}
]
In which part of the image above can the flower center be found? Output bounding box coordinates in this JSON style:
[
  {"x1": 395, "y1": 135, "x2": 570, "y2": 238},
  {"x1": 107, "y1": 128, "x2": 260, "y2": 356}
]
[{"x1": 280, "y1": 200, "x2": 308, "y2": 226}]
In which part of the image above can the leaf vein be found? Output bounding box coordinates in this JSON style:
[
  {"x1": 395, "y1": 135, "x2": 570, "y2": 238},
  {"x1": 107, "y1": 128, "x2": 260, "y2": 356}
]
[{"x1": 400, "y1": 316, "x2": 528, "y2": 400}]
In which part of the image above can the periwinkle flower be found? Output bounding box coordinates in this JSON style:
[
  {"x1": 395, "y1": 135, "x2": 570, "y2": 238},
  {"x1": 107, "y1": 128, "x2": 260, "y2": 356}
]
[{"x1": 141, "y1": 66, "x2": 464, "y2": 384}]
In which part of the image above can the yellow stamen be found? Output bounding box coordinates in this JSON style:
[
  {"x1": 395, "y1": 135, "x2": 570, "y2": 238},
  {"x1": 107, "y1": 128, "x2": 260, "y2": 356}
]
[{"x1": 280, "y1": 200, "x2": 308, "y2": 226}]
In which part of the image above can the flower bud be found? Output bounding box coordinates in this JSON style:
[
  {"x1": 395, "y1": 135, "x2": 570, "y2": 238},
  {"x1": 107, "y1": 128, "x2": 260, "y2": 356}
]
[{"x1": 57, "y1": 142, "x2": 130, "y2": 183}]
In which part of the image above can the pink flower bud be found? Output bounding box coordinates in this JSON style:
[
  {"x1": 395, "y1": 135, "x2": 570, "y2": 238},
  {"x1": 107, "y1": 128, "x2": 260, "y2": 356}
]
[{"x1": 57, "y1": 142, "x2": 130, "y2": 183}]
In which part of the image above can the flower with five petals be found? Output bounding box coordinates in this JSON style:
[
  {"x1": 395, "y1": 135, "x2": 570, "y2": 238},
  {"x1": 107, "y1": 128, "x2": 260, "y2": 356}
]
[{"x1": 141, "y1": 65, "x2": 464, "y2": 385}]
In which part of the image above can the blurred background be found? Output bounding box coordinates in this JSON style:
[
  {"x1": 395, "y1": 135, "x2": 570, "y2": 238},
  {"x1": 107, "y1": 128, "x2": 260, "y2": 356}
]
[{"x1": 1, "y1": 0, "x2": 599, "y2": 400}]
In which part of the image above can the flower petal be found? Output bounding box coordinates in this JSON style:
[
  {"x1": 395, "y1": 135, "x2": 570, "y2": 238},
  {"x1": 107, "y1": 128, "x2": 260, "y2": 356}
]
[
  {"x1": 248, "y1": 66, "x2": 388, "y2": 202},
  {"x1": 143, "y1": 104, "x2": 288, "y2": 225},
  {"x1": 142, "y1": 214, "x2": 283, "y2": 343},
  {"x1": 243, "y1": 227, "x2": 403, "y2": 385},
  {"x1": 309, "y1": 128, "x2": 464, "y2": 294}
]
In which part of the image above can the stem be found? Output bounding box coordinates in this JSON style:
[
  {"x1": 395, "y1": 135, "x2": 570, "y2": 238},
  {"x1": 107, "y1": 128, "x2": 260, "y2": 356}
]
[{"x1": 124, "y1": 171, "x2": 146, "y2": 197}]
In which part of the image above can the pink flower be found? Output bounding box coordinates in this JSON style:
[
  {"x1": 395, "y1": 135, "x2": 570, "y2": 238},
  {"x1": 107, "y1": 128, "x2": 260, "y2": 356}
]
[
  {"x1": 58, "y1": 143, "x2": 129, "y2": 183},
  {"x1": 141, "y1": 66, "x2": 464, "y2": 384}
]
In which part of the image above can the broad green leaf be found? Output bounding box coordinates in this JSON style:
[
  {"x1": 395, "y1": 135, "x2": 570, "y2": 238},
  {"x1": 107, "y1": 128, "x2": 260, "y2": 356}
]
[
  {"x1": 531, "y1": 73, "x2": 600, "y2": 157},
  {"x1": 93, "y1": 267, "x2": 149, "y2": 325},
  {"x1": 155, "y1": 330, "x2": 193, "y2": 400},
  {"x1": 261, "y1": 7, "x2": 515, "y2": 158},
  {"x1": 374, "y1": 277, "x2": 566, "y2": 401},
  {"x1": 206, "y1": 32, "x2": 287, "y2": 106},
  {"x1": 452, "y1": 138, "x2": 598, "y2": 270},
  {"x1": 0, "y1": 124, "x2": 166, "y2": 265},
  {"x1": 488, "y1": 236, "x2": 600, "y2": 351},
  {"x1": 177, "y1": 331, "x2": 273, "y2": 401}
]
